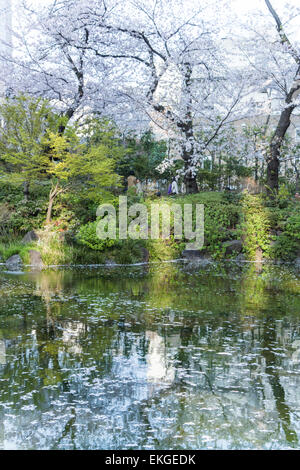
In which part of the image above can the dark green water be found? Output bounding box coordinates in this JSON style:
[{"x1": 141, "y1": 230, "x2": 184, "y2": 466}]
[{"x1": 0, "y1": 261, "x2": 300, "y2": 450}]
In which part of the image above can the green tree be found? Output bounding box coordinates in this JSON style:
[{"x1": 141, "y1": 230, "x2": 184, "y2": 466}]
[
  {"x1": 0, "y1": 94, "x2": 64, "y2": 200},
  {"x1": 118, "y1": 130, "x2": 166, "y2": 182},
  {"x1": 0, "y1": 97, "x2": 121, "y2": 224},
  {"x1": 37, "y1": 125, "x2": 122, "y2": 223}
]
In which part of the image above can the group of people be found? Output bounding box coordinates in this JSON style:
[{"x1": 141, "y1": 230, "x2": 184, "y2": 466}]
[
  {"x1": 127, "y1": 172, "x2": 159, "y2": 196},
  {"x1": 168, "y1": 178, "x2": 186, "y2": 195},
  {"x1": 127, "y1": 171, "x2": 185, "y2": 197}
]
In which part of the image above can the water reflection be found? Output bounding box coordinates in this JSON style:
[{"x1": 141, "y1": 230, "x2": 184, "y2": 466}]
[
  {"x1": 0, "y1": 262, "x2": 300, "y2": 449},
  {"x1": 0, "y1": 340, "x2": 5, "y2": 365},
  {"x1": 146, "y1": 331, "x2": 175, "y2": 386}
]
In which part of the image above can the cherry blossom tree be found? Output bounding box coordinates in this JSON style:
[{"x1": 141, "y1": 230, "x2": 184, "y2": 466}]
[
  {"x1": 264, "y1": 0, "x2": 300, "y2": 193},
  {"x1": 235, "y1": 0, "x2": 300, "y2": 193},
  {"x1": 73, "y1": 0, "x2": 248, "y2": 193},
  {"x1": 2, "y1": 0, "x2": 299, "y2": 194},
  {"x1": 1, "y1": 0, "x2": 249, "y2": 193}
]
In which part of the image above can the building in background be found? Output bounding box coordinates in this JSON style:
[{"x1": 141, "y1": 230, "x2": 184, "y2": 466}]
[
  {"x1": 150, "y1": 78, "x2": 300, "y2": 176},
  {"x1": 231, "y1": 83, "x2": 300, "y2": 143}
]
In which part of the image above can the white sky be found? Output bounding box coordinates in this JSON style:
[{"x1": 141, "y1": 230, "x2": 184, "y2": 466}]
[
  {"x1": 232, "y1": 0, "x2": 299, "y2": 14},
  {"x1": 7, "y1": 0, "x2": 300, "y2": 35},
  {"x1": 232, "y1": 0, "x2": 300, "y2": 37},
  {"x1": 11, "y1": 0, "x2": 300, "y2": 16},
  {"x1": 3, "y1": 0, "x2": 300, "y2": 52}
]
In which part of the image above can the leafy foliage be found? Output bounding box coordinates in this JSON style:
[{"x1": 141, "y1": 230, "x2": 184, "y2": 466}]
[
  {"x1": 271, "y1": 209, "x2": 300, "y2": 260},
  {"x1": 237, "y1": 193, "x2": 272, "y2": 260},
  {"x1": 76, "y1": 220, "x2": 118, "y2": 251},
  {"x1": 118, "y1": 130, "x2": 167, "y2": 182}
]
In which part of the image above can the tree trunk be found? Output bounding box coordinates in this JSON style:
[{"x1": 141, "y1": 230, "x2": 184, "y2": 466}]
[
  {"x1": 46, "y1": 184, "x2": 61, "y2": 224},
  {"x1": 295, "y1": 168, "x2": 300, "y2": 192},
  {"x1": 180, "y1": 64, "x2": 199, "y2": 194},
  {"x1": 264, "y1": 0, "x2": 300, "y2": 195},
  {"x1": 267, "y1": 105, "x2": 295, "y2": 194},
  {"x1": 23, "y1": 181, "x2": 30, "y2": 201},
  {"x1": 254, "y1": 152, "x2": 259, "y2": 183},
  {"x1": 182, "y1": 124, "x2": 198, "y2": 193},
  {"x1": 46, "y1": 196, "x2": 55, "y2": 224},
  {"x1": 184, "y1": 167, "x2": 198, "y2": 194},
  {"x1": 181, "y1": 137, "x2": 199, "y2": 193},
  {"x1": 266, "y1": 150, "x2": 280, "y2": 193}
]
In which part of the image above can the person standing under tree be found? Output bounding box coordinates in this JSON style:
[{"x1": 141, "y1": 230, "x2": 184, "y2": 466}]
[{"x1": 171, "y1": 177, "x2": 179, "y2": 195}]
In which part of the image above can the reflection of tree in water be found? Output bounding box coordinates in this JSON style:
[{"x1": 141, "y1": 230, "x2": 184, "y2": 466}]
[
  {"x1": 34, "y1": 271, "x2": 65, "y2": 339},
  {"x1": 1, "y1": 263, "x2": 300, "y2": 448},
  {"x1": 0, "y1": 340, "x2": 5, "y2": 365},
  {"x1": 261, "y1": 318, "x2": 298, "y2": 444},
  {"x1": 52, "y1": 407, "x2": 77, "y2": 450},
  {"x1": 146, "y1": 330, "x2": 175, "y2": 391},
  {"x1": 239, "y1": 264, "x2": 299, "y2": 444}
]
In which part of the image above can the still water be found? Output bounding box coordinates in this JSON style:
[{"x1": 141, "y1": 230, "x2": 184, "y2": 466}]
[{"x1": 0, "y1": 261, "x2": 300, "y2": 450}]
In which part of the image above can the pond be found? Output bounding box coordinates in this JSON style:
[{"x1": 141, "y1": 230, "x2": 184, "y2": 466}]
[{"x1": 0, "y1": 261, "x2": 300, "y2": 450}]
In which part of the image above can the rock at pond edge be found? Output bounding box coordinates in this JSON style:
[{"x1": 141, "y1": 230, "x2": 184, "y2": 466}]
[
  {"x1": 6, "y1": 254, "x2": 23, "y2": 270},
  {"x1": 22, "y1": 230, "x2": 39, "y2": 244}
]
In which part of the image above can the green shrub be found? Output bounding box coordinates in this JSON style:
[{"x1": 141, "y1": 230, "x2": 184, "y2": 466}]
[
  {"x1": 65, "y1": 245, "x2": 106, "y2": 265},
  {"x1": 237, "y1": 193, "x2": 272, "y2": 260},
  {"x1": 271, "y1": 211, "x2": 300, "y2": 260},
  {"x1": 276, "y1": 184, "x2": 292, "y2": 209},
  {"x1": 203, "y1": 202, "x2": 240, "y2": 257},
  {"x1": 285, "y1": 212, "x2": 300, "y2": 240},
  {"x1": 111, "y1": 239, "x2": 145, "y2": 264},
  {"x1": 76, "y1": 220, "x2": 118, "y2": 251},
  {"x1": 271, "y1": 234, "x2": 299, "y2": 261}
]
